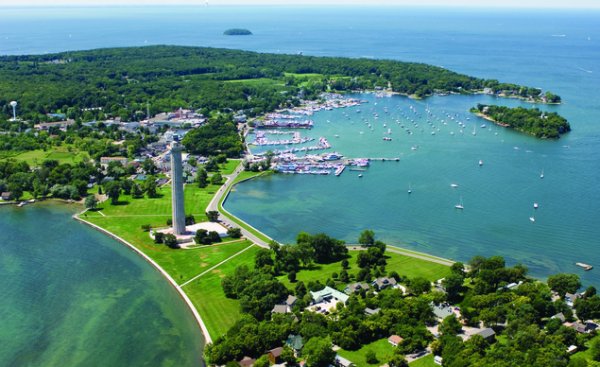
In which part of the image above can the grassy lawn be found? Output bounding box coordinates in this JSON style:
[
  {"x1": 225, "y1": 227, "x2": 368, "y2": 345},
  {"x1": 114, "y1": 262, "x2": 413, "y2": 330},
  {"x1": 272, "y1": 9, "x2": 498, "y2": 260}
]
[
  {"x1": 277, "y1": 249, "x2": 451, "y2": 289},
  {"x1": 183, "y1": 245, "x2": 261, "y2": 339},
  {"x1": 89, "y1": 183, "x2": 220, "y2": 219},
  {"x1": 219, "y1": 159, "x2": 241, "y2": 175},
  {"x1": 337, "y1": 338, "x2": 396, "y2": 367},
  {"x1": 0, "y1": 147, "x2": 89, "y2": 165},
  {"x1": 224, "y1": 78, "x2": 285, "y2": 88},
  {"x1": 409, "y1": 354, "x2": 436, "y2": 367},
  {"x1": 84, "y1": 180, "x2": 262, "y2": 339}
]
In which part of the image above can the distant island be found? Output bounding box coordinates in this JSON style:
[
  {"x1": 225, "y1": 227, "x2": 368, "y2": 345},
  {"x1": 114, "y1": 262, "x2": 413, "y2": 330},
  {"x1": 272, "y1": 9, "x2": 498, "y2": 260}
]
[
  {"x1": 471, "y1": 104, "x2": 571, "y2": 138},
  {"x1": 224, "y1": 28, "x2": 252, "y2": 36}
]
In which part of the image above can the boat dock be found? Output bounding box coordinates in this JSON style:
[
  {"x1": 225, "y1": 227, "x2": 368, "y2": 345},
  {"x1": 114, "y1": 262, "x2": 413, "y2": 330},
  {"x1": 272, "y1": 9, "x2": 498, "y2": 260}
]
[
  {"x1": 370, "y1": 157, "x2": 401, "y2": 162},
  {"x1": 576, "y1": 262, "x2": 593, "y2": 271},
  {"x1": 334, "y1": 165, "x2": 345, "y2": 176}
]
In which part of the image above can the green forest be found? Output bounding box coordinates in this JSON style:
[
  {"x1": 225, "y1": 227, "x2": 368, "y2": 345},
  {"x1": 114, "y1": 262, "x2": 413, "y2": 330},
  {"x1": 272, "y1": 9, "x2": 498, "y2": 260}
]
[
  {"x1": 472, "y1": 104, "x2": 571, "y2": 139},
  {"x1": 0, "y1": 45, "x2": 557, "y2": 123}
]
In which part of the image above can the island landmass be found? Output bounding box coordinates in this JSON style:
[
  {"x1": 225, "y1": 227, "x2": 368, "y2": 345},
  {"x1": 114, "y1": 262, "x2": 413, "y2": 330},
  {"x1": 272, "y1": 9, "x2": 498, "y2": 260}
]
[
  {"x1": 224, "y1": 28, "x2": 253, "y2": 36},
  {"x1": 471, "y1": 104, "x2": 571, "y2": 139}
]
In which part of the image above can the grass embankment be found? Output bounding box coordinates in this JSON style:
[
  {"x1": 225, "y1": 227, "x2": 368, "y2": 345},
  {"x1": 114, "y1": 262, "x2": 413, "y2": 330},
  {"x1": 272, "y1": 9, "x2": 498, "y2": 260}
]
[
  {"x1": 409, "y1": 354, "x2": 436, "y2": 367},
  {"x1": 277, "y1": 250, "x2": 451, "y2": 289},
  {"x1": 0, "y1": 147, "x2": 89, "y2": 165},
  {"x1": 218, "y1": 170, "x2": 273, "y2": 243},
  {"x1": 84, "y1": 176, "x2": 265, "y2": 339}
]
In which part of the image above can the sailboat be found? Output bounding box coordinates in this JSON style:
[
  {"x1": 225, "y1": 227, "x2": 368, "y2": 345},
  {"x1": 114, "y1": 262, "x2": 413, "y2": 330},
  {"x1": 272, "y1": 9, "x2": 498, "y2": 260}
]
[
  {"x1": 529, "y1": 215, "x2": 536, "y2": 222},
  {"x1": 472, "y1": 125, "x2": 477, "y2": 136},
  {"x1": 540, "y1": 169, "x2": 544, "y2": 179},
  {"x1": 479, "y1": 159, "x2": 484, "y2": 166},
  {"x1": 455, "y1": 196, "x2": 464, "y2": 210},
  {"x1": 408, "y1": 183, "x2": 412, "y2": 194},
  {"x1": 533, "y1": 202, "x2": 539, "y2": 209}
]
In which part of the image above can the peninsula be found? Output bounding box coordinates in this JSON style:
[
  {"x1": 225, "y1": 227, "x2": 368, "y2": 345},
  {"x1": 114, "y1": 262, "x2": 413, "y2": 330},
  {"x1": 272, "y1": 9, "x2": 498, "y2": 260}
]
[
  {"x1": 224, "y1": 28, "x2": 252, "y2": 36},
  {"x1": 471, "y1": 104, "x2": 571, "y2": 138}
]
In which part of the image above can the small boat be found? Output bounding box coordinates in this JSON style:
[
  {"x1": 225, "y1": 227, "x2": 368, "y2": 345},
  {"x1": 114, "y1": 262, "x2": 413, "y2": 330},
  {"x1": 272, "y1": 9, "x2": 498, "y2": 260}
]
[
  {"x1": 576, "y1": 262, "x2": 593, "y2": 271},
  {"x1": 455, "y1": 197, "x2": 464, "y2": 210},
  {"x1": 481, "y1": 124, "x2": 487, "y2": 128},
  {"x1": 529, "y1": 216, "x2": 536, "y2": 222},
  {"x1": 408, "y1": 183, "x2": 412, "y2": 194},
  {"x1": 17, "y1": 201, "x2": 27, "y2": 207},
  {"x1": 383, "y1": 137, "x2": 392, "y2": 141},
  {"x1": 450, "y1": 183, "x2": 459, "y2": 188},
  {"x1": 479, "y1": 160, "x2": 483, "y2": 166},
  {"x1": 533, "y1": 202, "x2": 539, "y2": 209},
  {"x1": 540, "y1": 169, "x2": 544, "y2": 179},
  {"x1": 358, "y1": 174, "x2": 363, "y2": 178}
]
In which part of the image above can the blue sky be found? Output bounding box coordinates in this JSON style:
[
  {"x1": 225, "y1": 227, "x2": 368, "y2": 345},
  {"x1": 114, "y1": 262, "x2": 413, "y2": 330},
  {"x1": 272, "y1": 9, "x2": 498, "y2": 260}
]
[{"x1": 1, "y1": 0, "x2": 599, "y2": 8}]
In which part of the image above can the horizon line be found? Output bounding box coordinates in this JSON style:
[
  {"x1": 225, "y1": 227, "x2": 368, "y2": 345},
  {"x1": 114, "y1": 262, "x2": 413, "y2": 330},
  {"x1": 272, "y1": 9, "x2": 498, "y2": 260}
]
[{"x1": 1, "y1": 3, "x2": 600, "y2": 10}]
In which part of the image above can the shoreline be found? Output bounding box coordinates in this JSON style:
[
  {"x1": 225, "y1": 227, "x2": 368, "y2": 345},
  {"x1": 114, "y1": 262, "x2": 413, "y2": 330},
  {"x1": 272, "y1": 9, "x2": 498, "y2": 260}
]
[{"x1": 73, "y1": 210, "x2": 213, "y2": 346}]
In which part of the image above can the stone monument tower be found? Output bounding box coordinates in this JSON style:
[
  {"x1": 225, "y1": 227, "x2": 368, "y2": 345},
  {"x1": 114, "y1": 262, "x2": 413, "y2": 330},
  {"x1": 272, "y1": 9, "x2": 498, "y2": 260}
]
[{"x1": 170, "y1": 140, "x2": 186, "y2": 235}]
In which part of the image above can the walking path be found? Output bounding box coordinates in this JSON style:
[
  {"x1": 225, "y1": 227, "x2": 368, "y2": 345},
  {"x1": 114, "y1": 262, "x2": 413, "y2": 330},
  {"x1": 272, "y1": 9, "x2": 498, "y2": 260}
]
[
  {"x1": 347, "y1": 245, "x2": 455, "y2": 266},
  {"x1": 180, "y1": 243, "x2": 256, "y2": 287}
]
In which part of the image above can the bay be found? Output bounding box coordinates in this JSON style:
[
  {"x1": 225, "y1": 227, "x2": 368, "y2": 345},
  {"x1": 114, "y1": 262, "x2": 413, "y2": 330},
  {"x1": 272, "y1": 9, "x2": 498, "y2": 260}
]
[{"x1": 0, "y1": 203, "x2": 203, "y2": 367}]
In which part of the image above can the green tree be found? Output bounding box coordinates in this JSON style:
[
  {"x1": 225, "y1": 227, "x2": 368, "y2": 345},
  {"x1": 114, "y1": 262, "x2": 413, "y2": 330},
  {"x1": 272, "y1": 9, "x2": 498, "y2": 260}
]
[
  {"x1": 131, "y1": 183, "x2": 144, "y2": 198},
  {"x1": 303, "y1": 336, "x2": 335, "y2": 367},
  {"x1": 440, "y1": 315, "x2": 462, "y2": 337},
  {"x1": 144, "y1": 176, "x2": 158, "y2": 198},
  {"x1": 227, "y1": 227, "x2": 242, "y2": 238},
  {"x1": 358, "y1": 229, "x2": 375, "y2": 246},
  {"x1": 104, "y1": 181, "x2": 121, "y2": 205},
  {"x1": 164, "y1": 234, "x2": 179, "y2": 249},
  {"x1": 387, "y1": 351, "x2": 409, "y2": 367},
  {"x1": 210, "y1": 172, "x2": 223, "y2": 185},
  {"x1": 590, "y1": 337, "x2": 600, "y2": 361},
  {"x1": 207, "y1": 210, "x2": 219, "y2": 222},
  {"x1": 409, "y1": 277, "x2": 431, "y2": 294},
  {"x1": 547, "y1": 273, "x2": 581, "y2": 296},
  {"x1": 254, "y1": 355, "x2": 270, "y2": 367},
  {"x1": 154, "y1": 232, "x2": 164, "y2": 244},
  {"x1": 84, "y1": 195, "x2": 98, "y2": 210},
  {"x1": 365, "y1": 350, "x2": 378, "y2": 364},
  {"x1": 196, "y1": 167, "x2": 208, "y2": 188}
]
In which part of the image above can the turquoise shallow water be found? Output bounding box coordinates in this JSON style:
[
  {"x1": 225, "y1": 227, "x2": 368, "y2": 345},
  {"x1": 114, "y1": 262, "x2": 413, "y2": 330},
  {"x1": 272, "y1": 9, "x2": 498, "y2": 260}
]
[
  {"x1": 228, "y1": 92, "x2": 600, "y2": 287},
  {"x1": 0, "y1": 204, "x2": 203, "y2": 367}
]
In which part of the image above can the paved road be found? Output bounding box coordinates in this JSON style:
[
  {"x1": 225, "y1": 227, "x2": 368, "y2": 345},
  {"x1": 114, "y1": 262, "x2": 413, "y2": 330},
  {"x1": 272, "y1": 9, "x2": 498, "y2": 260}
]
[{"x1": 206, "y1": 162, "x2": 271, "y2": 249}]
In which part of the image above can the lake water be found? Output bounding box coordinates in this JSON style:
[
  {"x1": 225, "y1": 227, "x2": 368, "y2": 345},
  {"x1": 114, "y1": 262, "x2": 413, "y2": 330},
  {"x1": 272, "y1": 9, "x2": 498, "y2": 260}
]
[
  {"x1": 0, "y1": 203, "x2": 204, "y2": 366},
  {"x1": 0, "y1": 6, "x2": 600, "y2": 363}
]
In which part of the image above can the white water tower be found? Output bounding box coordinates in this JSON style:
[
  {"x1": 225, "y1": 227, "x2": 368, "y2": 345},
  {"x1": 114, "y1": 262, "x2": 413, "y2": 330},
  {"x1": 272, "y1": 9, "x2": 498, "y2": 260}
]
[{"x1": 9, "y1": 101, "x2": 17, "y2": 121}]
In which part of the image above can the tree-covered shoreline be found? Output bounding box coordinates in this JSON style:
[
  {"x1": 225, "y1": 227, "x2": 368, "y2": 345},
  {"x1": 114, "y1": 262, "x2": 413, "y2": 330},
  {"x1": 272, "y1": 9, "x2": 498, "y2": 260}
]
[
  {"x1": 0, "y1": 45, "x2": 559, "y2": 123},
  {"x1": 471, "y1": 104, "x2": 571, "y2": 139}
]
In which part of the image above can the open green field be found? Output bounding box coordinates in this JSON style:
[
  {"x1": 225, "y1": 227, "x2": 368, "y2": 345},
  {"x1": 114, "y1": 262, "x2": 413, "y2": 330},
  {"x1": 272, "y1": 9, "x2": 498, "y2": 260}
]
[
  {"x1": 0, "y1": 147, "x2": 89, "y2": 165},
  {"x1": 224, "y1": 78, "x2": 285, "y2": 88},
  {"x1": 219, "y1": 159, "x2": 241, "y2": 175},
  {"x1": 337, "y1": 338, "x2": 396, "y2": 367},
  {"x1": 84, "y1": 182, "x2": 258, "y2": 339},
  {"x1": 409, "y1": 354, "x2": 436, "y2": 367},
  {"x1": 183, "y1": 245, "x2": 260, "y2": 339},
  {"x1": 277, "y1": 249, "x2": 451, "y2": 289}
]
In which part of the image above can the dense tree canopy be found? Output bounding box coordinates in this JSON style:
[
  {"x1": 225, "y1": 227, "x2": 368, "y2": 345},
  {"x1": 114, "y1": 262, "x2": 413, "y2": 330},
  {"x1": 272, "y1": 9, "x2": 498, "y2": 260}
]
[{"x1": 473, "y1": 104, "x2": 571, "y2": 139}]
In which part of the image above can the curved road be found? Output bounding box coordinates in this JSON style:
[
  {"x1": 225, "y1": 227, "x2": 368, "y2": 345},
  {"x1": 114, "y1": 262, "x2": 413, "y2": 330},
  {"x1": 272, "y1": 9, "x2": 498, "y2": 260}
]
[{"x1": 206, "y1": 162, "x2": 271, "y2": 249}]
